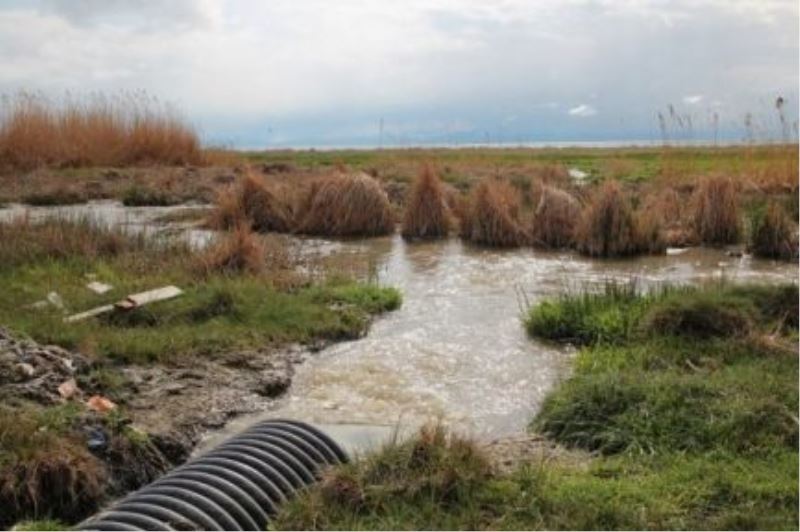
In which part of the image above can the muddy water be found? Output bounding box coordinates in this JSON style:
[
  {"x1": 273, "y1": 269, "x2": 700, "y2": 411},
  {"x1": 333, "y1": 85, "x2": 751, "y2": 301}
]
[
  {"x1": 3, "y1": 202, "x2": 797, "y2": 450},
  {"x1": 203, "y1": 234, "x2": 798, "y2": 451}
]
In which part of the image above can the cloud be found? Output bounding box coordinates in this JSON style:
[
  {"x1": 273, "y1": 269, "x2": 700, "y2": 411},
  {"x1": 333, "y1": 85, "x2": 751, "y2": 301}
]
[
  {"x1": 683, "y1": 95, "x2": 704, "y2": 105},
  {"x1": 0, "y1": 0, "x2": 796, "y2": 146},
  {"x1": 568, "y1": 104, "x2": 598, "y2": 117}
]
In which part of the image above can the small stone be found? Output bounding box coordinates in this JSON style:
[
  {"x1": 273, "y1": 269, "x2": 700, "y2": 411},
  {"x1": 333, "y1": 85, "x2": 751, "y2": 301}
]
[
  {"x1": 58, "y1": 378, "x2": 80, "y2": 399},
  {"x1": 15, "y1": 362, "x2": 36, "y2": 378}
]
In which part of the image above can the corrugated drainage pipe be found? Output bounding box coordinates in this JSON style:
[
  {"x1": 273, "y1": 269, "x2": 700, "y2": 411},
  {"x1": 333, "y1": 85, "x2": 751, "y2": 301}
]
[{"x1": 78, "y1": 419, "x2": 348, "y2": 531}]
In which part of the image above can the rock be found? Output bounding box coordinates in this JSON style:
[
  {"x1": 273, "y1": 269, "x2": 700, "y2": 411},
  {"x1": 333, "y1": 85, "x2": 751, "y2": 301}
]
[
  {"x1": 15, "y1": 362, "x2": 35, "y2": 379},
  {"x1": 87, "y1": 395, "x2": 117, "y2": 413},
  {"x1": 58, "y1": 378, "x2": 80, "y2": 399}
]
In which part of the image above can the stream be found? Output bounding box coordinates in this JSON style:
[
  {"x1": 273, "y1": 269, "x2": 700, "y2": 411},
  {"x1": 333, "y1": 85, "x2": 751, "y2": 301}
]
[{"x1": 2, "y1": 201, "x2": 797, "y2": 454}]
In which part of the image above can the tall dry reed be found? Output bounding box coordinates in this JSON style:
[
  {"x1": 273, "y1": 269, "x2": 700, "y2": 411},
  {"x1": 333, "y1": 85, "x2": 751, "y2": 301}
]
[
  {"x1": 749, "y1": 202, "x2": 798, "y2": 260},
  {"x1": 208, "y1": 172, "x2": 293, "y2": 233},
  {"x1": 401, "y1": 165, "x2": 451, "y2": 239},
  {"x1": 530, "y1": 184, "x2": 581, "y2": 249},
  {"x1": 296, "y1": 172, "x2": 395, "y2": 236},
  {"x1": 691, "y1": 176, "x2": 741, "y2": 245},
  {"x1": 0, "y1": 91, "x2": 203, "y2": 169},
  {"x1": 460, "y1": 178, "x2": 526, "y2": 247},
  {"x1": 575, "y1": 181, "x2": 641, "y2": 257}
]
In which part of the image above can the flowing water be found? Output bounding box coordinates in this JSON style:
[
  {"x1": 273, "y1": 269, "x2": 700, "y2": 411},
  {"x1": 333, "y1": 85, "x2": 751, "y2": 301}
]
[
  {"x1": 204, "y1": 234, "x2": 798, "y2": 451},
  {"x1": 2, "y1": 202, "x2": 797, "y2": 452}
]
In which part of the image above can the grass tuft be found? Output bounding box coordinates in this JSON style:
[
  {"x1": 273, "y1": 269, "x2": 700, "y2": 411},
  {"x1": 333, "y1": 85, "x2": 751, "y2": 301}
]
[
  {"x1": 401, "y1": 164, "x2": 451, "y2": 239},
  {"x1": 530, "y1": 184, "x2": 581, "y2": 249},
  {"x1": 691, "y1": 176, "x2": 741, "y2": 245},
  {"x1": 296, "y1": 172, "x2": 395, "y2": 237},
  {"x1": 575, "y1": 181, "x2": 641, "y2": 257},
  {"x1": 748, "y1": 201, "x2": 798, "y2": 261},
  {"x1": 460, "y1": 178, "x2": 526, "y2": 247}
]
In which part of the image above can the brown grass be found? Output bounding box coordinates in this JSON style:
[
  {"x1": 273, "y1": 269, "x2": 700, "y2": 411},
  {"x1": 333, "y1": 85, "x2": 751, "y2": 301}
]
[
  {"x1": 691, "y1": 176, "x2": 741, "y2": 245},
  {"x1": 401, "y1": 165, "x2": 451, "y2": 239},
  {"x1": 296, "y1": 172, "x2": 395, "y2": 237},
  {"x1": 0, "y1": 91, "x2": 204, "y2": 170},
  {"x1": 0, "y1": 216, "x2": 158, "y2": 267},
  {"x1": 208, "y1": 172, "x2": 293, "y2": 233},
  {"x1": 530, "y1": 185, "x2": 581, "y2": 249},
  {"x1": 196, "y1": 224, "x2": 266, "y2": 275},
  {"x1": 575, "y1": 181, "x2": 641, "y2": 257},
  {"x1": 749, "y1": 202, "x2": 798, "y2": 260},
  {"x1": 460, "y1": 178, "x2": 526, "y2": 247}
]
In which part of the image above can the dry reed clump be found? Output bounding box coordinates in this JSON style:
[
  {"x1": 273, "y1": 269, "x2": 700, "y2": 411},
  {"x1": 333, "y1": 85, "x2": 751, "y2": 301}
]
[
  {"x1": 0, "y1": 217, "x2": 155, "y2": 267},
  {"x1": 749, "y1": 202, "x2": 798, "y2": 260},
  {"x1": 640, "y1": 187, "x2": 694, "y2": 247},
  {"x1": 296, "y1": 172, "x2": 395, "y2": 237},
  {"x1": 575, "y1": 181, "x2": 641, "y2": 257},
  {"x1": 196, "y1": 224, "x2": 266, "y2": 275},
  {"x1": 401, "y1": 165, "x2": 451, "y2": 239},
  {"x1": 207, "y1": 172, "x2": 293, "y2": 233},
  {"x1": 530, "y1": 185, "x2": 582, "y2": 249},
  {"x1": 460, "y1": 178, "x2": 527, "y2": 247},
  {"x1": 0, "y1": 91, "x2": 203, "y2": 170},
  {"x1": 634, "y1": 208, "x2": 667, "y2": 254},
  {"x1": 691, "y1": 176, "x2": 741, "y2": 245}
]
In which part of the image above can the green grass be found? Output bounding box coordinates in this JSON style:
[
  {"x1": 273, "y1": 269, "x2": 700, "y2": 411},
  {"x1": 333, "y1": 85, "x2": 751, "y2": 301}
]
[
  {"x1": 0, "y1": 219, "x2": 401, "y2": 363},
  {"x1": 244, "y1": 145, "x2": 796, "y2": 185},
  {"x1": 275, "y1": 282, "x2": 799, "y2": 530},
  {"x1": 0, "y1": 260, "x2": 400, "y2": 363}
]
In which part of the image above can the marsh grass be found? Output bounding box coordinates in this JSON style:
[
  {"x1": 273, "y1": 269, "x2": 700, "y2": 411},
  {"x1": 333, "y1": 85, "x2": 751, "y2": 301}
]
[
  {"x1": 460, "y1": 178, "x2": 527, "y2": 247},
  {"x1": 691, "y1": 176, "x2": 741, "y2": 245},
  {"x1": 575, "y1": 181, "x2": 642, "y2": 257},
  {"x1": 0, "y1": 92, "x2": 203, "y2": 170},
  {"x1": 196, "y1": 224, "x2": 267, "y2": 275},
  {"x1": 296, "y1": 172, "x2": 395, "y2": 237},
  {"x1": 0, "y1": 218, "x2": 401, "y2": 363},
  {"x1": 530, "y1": 184, "x2": 581, "y2": 249},
  {"x1": 401, "y1": 165, "x2": 451, "y2": 239},
  {"x1": 748, "y1": 201, "x2": 798, "y2": 260},
  {"x1": 208, "y1": 172, "x2": 293, "y2": 233}
]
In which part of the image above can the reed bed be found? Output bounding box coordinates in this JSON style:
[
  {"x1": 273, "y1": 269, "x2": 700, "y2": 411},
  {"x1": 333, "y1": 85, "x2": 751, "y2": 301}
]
[
  {"x1": 296, "y1": 172, "x2": 395, "y2": 237},
  {"x1": 530, "y1": 184, "x2": 581, "y2": 249},
  {"x1": 196, "y1": 224, "x2": 267, "y2": 275},
  {"x1": 208, "y1": 172, "x2": 293, "y2": 233},
  {"x1": 575, "y1": 181, "x2": 641, "y2": 257},
  {"x1": 691, "y1": 176, "x2": 741, "y2": 245},
  {"x1": 0, "y1": 91, "x2": 203, "y2": 169},
  {"x1": 460, "y1": 178, "x2": 526, "y2": 247},
  {"x1": 749, "y1": 202, "x2": 798, "y2": 260},
  {"x1": 401, "y1": 165, "x2": 451, "y2": 239}
]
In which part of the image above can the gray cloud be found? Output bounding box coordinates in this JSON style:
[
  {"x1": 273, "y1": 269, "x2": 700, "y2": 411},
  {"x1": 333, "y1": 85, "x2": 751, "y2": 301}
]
[{"x1": 0, "y1": 0, "x2": 796, "y2": 146}]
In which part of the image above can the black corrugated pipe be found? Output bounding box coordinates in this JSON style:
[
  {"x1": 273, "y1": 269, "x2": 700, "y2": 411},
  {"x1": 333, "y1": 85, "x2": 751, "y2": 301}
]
[{"x1": 78, "y1": 419, "x2": 348, "y2": 531}]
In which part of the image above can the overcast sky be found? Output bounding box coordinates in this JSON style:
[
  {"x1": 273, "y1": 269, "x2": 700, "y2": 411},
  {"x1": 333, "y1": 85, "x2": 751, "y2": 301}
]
[{"x1": 0, "y1": 0, "x2": 797, "y2": 147}]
